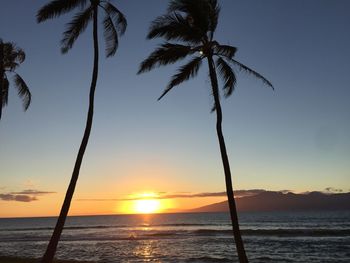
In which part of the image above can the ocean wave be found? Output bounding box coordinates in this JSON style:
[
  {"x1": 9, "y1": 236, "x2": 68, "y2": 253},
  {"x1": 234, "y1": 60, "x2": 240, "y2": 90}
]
[
  {"x1": 194, "y1": 228, "x2": 350, "y2": 237},
  {"x1": 185, "y1": 256, "x2": 231, "y2": 262},
  {"x1": 0, "y1": 223, "x2": 223, "y2": 232},
  {"x1": 143, "y1": 231, "x2": 179, "y2": 237},
  {"x1": 0, "y1": 225, "x2": 125, "y2": 232},
  {"x1": 1, "y1": 228, "x2": 349, "y2": 243}
]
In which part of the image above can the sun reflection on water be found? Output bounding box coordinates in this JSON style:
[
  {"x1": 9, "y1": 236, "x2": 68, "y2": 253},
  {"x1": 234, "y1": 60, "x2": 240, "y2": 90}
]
[{"x1": 133, "y1": 240, "x2": 155, "y2": 261}]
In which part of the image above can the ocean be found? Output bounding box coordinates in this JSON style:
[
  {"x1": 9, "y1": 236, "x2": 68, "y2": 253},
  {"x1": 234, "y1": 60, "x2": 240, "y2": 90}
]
[{"x1": 0, "y1": 211, "x2": 349, "y2": 262}]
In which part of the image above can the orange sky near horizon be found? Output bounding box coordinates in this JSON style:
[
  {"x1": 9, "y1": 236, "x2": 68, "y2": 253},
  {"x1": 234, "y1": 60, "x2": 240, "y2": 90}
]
[
  {"x1": 1, "y1": 160, "x2": 347, "y2": 218},
  {"x1": 1, "y1": 159, "x2": 347, "y2": 218},
  {"x1": 0, "y1": 191, "x2": 228, "y2": 218}
]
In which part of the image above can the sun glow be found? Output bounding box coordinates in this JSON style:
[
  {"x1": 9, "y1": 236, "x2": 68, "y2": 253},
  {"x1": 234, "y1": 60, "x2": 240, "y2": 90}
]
[
  {"x1": 134, "y1": 199, "x2": 161, "y2": 214},
  {"x1": 119, "y1": 192, "x2": 174, "y2": 214}
]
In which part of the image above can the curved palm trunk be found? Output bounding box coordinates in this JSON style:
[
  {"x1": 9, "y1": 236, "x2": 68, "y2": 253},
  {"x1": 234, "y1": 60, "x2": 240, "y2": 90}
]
[
  {"x1": 0, "y1": 42, "x2": 4, "y2": 120},
  {"x1": 41, "y1": 7, "x2": 99, "y2": 263},
  {"x1": 207, "y1": 55, "x2": 248, "y2": 263}
]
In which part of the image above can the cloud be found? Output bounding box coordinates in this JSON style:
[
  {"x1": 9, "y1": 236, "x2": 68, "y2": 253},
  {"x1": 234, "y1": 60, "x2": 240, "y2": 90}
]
[
  {"x1": 150, "y1": 192, "x2": 228, "y2": 200},
  {"x1": 234, "y1": 189, "x2": 267, "y2": 198},
  {"x1": 0, "y1": 189, "x2": 55, "y2": 202},
  {"x1": 77, "y1": 189, "x2": 267, "y2": 202},
  {"x1": 324, "y1": 187, "x2": 343, "y2": 193},
  {"x1": 160, "y1": 189, "x2": 267, "y2": 199},
  {"x1": 0, "y1": 194, "x2": 37, "y2": 202},
  {"x1": 10, "y1": 190, "x2": 56, "y2": 195},
  {"x1": 77, "y1": 192, "x2": 228, "y2": 201},
  {"x1": 22, "y1": 179, "x2": 37, "y2": 188}
]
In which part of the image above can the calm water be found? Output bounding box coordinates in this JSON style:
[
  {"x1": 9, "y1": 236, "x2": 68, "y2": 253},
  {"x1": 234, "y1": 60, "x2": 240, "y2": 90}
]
[{"x1": 0, "y1": 211, "x2": 349, "y2": 262}]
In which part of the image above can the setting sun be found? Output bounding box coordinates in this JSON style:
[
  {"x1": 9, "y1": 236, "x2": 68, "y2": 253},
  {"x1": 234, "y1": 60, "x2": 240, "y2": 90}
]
[
  {"x1": 119, "y1": 192, "x2": 174, "y2": 214},
  {"x1": 134, "y1": 199, "x2": 160, "y2": 214}
]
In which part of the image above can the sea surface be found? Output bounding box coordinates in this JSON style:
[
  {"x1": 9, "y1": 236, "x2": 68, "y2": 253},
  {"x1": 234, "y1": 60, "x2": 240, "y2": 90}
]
[{"x1": 0, "y1": 211, "x2": 349, "y2": 262}]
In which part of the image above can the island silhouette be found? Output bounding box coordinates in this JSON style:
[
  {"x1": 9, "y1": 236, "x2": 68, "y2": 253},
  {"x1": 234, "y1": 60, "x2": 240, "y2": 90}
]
[{"x1": 190, "y1": 191, "x2": 350, "y2": 212}]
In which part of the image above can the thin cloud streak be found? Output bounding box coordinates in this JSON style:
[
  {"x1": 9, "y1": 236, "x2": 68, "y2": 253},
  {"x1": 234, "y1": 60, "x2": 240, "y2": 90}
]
[
  {"x1": 122, "y1": 192, "x2": 228, "y2": 201},
  {"x1": 324, "y1": 187, "x2": 343, "y2": 193},
  {"x1": 77, "y1": 189, "x2": 268, "y2": 202},
  {"x1": 0, "y1": 194, "x2": 37, "y2": 202},
  {"x1": 10, "y1": 190, "x2": 56, "y2": 195},
  {"x1": 0, "y1": 189, "x2": 56, "y2": 202},
  {"x1": 77, "y1": 192, "x2": 227, "y2": 201}
]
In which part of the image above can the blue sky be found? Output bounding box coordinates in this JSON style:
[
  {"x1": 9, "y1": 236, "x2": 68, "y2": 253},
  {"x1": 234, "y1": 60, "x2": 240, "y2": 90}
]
[{"x1": 0, "y1": 0, "x2": 349, "y2": 216}]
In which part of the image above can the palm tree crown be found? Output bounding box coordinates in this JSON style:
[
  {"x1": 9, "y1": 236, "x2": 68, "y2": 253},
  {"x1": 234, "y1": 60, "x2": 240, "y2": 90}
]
[
  {"x1": 139, "y1": 1, "x2": 273, "y2": 262},
  {"x1": 37, "y1": 1, "x2": 127, "y2": 262},
  {"x1": 37, "y1": 0, "x2": 127, "y2": 57},
  {"x1": 0, "y1": 40, "x2": 31, "y2": 120},
  {"x1": 138, "y1": 0, "x2": 273, "y2": 100}
]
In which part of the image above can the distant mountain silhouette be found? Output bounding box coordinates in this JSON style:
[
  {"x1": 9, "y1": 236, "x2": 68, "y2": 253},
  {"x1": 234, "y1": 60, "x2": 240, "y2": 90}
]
[{"x1": 190, "y1": 191, "x2": 350, "y2": 212}]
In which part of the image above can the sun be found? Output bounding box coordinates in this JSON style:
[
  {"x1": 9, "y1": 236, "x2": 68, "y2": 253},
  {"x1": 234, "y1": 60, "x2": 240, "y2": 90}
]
[
  {"x1": 134, "y1": 199, "x2": 160, "y2": 214},
  {"x1": 120, "y1": 192, "x2": 173, "y2": 214}
]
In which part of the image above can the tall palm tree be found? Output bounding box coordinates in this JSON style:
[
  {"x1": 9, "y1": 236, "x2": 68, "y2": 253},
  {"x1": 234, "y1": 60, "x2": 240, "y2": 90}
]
[
  {"x1": 138, "y1": 1, "x2": 273, "y2": 262},
  {"x1": 0, "y1": 40, "x2": 31, "y2": 120},
  {"x1": 37, "y1": 1, "x2": 126, "y2": 262}
]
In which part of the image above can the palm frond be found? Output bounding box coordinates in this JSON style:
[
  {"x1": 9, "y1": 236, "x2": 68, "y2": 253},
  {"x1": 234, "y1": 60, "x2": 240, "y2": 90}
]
[
  {"x1": 61, "y1": 6, "x2": 93, "y2": 54},
  {"x1": 13, "y1": 74, "x2": 31, "y2": 110},
  {"x1": 4, "y1": 62, "x2": 19, "y2": 71},
  {"x1": 103, "y1": 13, "x2": 118, "y2": 57},
  {"x1": 214, "y1": 44, "x2": 237, "y2": 59},
  {"x1": 216, "y1": 57, "x2": 236, "y2": 97},
  {"x1": 167, "y1": 0, "x2": 188, "y2": 13},
  {"x1": 138, "y1": 43, "x2": 194, "y2": 74},
  {"x1": 3, "y1": 42, "x2": 25, "y2": 70},
  {"x1": 1, "y1": 77, "x2": 9, "y2": 107},
  {"x1": 14, "y1": 47, "x2": 25, "y2": 64},
  {"x1": 208, "y1": 0, "x2": 220, "y2": 36},
  {"x1": 148, "y1": 13, "x2": 203, "y2": 43},
  {"x1": 158, "y1": 56, "x2": 202, "y2": 100},
  {"x1": 229, "y1": 59, "x2": 274, "y2": 89},
  {"x1": 37, "y1": 0, "x2": 87, "y2": 23},
  {"x1": 167, "y1": 0, "x2": 219, "y2": 38},
  {"x1": 103, "y1": 2, "x2": 127, "y2": 35},
  {"x1": 6, "y1": 44, "x2": 25, "y2": 64}
]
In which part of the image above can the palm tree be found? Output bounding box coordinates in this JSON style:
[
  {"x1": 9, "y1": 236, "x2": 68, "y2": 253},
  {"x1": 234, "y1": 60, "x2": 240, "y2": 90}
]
[
  {"x1": 138, "y1": 1, "x2": 273, "y2": 262},
  {"x1": 36, "y1": 1, "x2": 126, "y2": 262},
  {"x1": 0, "y1": 40, "x2": 31, "y2": 120}
]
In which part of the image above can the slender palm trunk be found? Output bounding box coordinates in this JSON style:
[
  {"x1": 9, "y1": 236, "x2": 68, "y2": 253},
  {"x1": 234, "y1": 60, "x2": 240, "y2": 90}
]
[
  {"x1": 207, "y1": 55, "x2": 248, "y2": 263},
  {"x1": 41, "y1": 7, "x2": 99, "y2": 263},
  {"x1": 0, "y1": 42, "x2": 4, "y2": 120}
]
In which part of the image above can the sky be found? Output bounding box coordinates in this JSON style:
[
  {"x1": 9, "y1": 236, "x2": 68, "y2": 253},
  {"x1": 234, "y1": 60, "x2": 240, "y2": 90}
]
[{"x1": 0, "y1": 0, "x2": 349, "y2": 217}]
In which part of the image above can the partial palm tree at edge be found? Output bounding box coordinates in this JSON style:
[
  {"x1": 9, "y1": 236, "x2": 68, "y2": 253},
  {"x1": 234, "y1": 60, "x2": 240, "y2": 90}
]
[
  {"x1": 0, "y1": 40, "x2": 32, "y2": 120},
  {"x1": 36, "y1": 0, "x2": 126, "y2": 262},
  {"x1": 138, "y1": 1, "x2": 273, "y2": 262}
]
